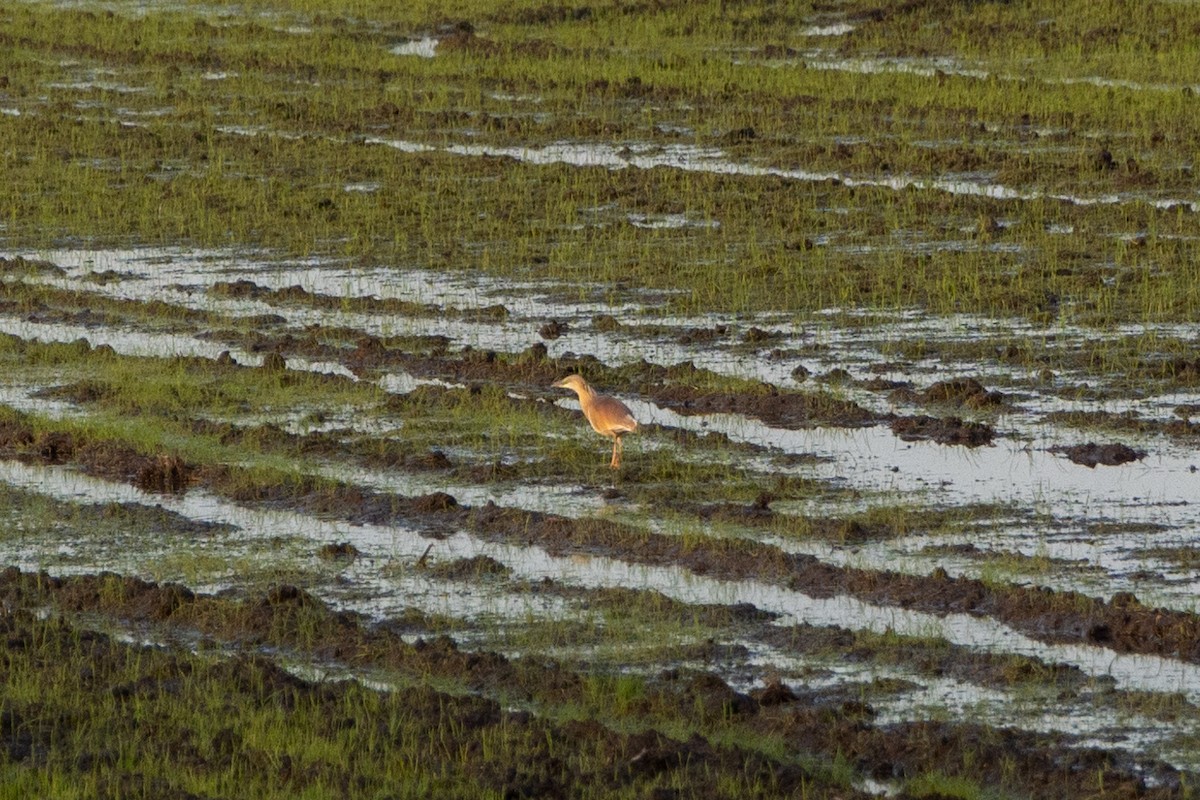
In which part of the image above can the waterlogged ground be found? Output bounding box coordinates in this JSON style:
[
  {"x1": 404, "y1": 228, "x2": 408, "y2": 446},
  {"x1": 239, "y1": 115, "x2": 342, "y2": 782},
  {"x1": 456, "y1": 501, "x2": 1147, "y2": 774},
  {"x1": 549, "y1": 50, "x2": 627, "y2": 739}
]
[{"x1": 3, "y1": 0, "x2": 1200, "y2": 797}]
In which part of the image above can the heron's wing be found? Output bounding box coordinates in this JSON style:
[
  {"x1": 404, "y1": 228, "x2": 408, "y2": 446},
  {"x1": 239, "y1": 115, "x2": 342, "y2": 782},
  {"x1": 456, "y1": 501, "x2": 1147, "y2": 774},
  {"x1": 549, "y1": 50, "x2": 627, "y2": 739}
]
[{"x1": 590, "y1": 395, "x2": 638, "y2": 435}]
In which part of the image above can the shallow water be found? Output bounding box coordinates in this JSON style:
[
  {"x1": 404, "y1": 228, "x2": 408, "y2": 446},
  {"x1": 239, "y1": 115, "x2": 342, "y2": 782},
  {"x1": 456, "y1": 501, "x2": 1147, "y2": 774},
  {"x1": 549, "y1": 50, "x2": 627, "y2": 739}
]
[
  {"x1": 6, "y1": 245, "x2": 1188, "y2": 405},
  {"x1": 391, "y1": 37, "x2": 438, "y2": 58},
  {"x1": 7, "y1": 245, "x2": 1200, "y2": 614},
  {"x1": 368, "y1": 134, "x2": 1200, "y2": 213},
  {"x1": 0, "y1": 314, "x2": 359, "y2": 380},
  {"x1": 621, "y1": 398, "x2": 1200, "y2": 608},
  {"x1": 2, "y1": 456, "x2": 1198, "y2": 706},
  {"x1": 16, "y1": 244, "x2": 1189, "y2": 416}
]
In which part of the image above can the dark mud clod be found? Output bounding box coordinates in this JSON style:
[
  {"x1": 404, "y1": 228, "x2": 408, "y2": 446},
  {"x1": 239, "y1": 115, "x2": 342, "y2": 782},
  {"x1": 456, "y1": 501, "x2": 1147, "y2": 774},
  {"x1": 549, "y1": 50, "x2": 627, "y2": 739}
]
[
  {"x1": 891, "y1": 415, "x2": 995, "y2": 447},
  {"x1": 35, "y1": 431, "x2": 75, "y2": 462},
  {"x1": 1094, "y1": 148, "x2": 1117, "y2": 171},
  {"x1": 1048, "y1": 442, "x2": 1146, "y2": 468},
  {"x1": 420, "y1": 555, "x2": 512, "y2": 580},
  {"x1": 742, "y1": 326, "x2": 782, "y2": 344},
  {"x1": 723, "y1": 126, "x2": 756, "y2": 142},
  {"x1": 412, "y1": 450, "x2": 453, "y2": 470},
  {"x1": 676, "y1": 325, "x2": 728, "y2": 345},
  {"x1": 523, "y1": 341, "x2": 548, "y2": 361},
  {"x1": 754, "y1": 679, "x2": 798, "y2": 707},
  {"x1": 261, "y1": 584, "x2": 323, "y2": 609},
  {"x1": 538, "y1": 320, "x2": 568, "y2": 340},
  {"x1": 819, "y1": 368, "x2": 851, "y2": 384},
  {"x1": 681, "y1": 672, "x2": 757, "y2": 718},
  {"x1": 411, "y1": 491, "x2": 458, "y2": 512}
]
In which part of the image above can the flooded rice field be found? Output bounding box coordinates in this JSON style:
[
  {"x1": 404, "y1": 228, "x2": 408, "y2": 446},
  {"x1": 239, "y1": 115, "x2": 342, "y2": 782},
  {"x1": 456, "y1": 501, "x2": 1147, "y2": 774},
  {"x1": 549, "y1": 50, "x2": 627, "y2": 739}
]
[{"x1": 3, "y1": 0, "x2": 1200, "y2": 797}]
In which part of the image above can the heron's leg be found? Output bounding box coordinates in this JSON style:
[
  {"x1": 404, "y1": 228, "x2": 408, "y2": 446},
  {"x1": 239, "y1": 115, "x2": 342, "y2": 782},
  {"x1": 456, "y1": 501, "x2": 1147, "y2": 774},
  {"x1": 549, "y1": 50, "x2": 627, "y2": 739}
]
[{"x1": 611, "y1": 435, "x2": 623, "y2": 469}]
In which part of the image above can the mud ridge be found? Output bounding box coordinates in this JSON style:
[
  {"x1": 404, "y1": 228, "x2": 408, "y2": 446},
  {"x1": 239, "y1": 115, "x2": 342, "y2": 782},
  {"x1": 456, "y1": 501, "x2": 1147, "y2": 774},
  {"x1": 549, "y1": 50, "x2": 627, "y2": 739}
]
[
  {"x1": 0, "y1": 568, "x2": 1188, "y2": 799},
  {"x1": 1, "y1": 412, "x2": 1199, "y2": 668},
  {"x1": 224, "y1": 325, "x2": 888, "y2": 431}
]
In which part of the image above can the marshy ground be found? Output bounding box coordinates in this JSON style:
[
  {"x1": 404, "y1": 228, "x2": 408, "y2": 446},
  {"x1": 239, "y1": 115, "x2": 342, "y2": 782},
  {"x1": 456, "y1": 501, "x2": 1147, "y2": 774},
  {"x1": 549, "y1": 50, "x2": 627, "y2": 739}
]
[{"x1": 2, "y1": 0, "x2": 1200, "y2": 797}]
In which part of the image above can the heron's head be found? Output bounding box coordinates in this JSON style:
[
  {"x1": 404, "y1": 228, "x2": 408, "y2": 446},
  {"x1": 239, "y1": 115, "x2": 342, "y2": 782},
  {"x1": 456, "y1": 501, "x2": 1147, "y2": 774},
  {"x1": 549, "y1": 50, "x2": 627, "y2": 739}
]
[{"x1": 552, "y1": 374, "x2": 588, "y2": 393}]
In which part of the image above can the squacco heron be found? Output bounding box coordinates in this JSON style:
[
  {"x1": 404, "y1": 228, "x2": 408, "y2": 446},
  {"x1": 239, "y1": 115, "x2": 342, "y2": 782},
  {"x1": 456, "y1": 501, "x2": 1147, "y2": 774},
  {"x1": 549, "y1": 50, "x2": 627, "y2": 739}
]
[{"x1": 553, "y1": 375, "x2": 638, "y2": 469}]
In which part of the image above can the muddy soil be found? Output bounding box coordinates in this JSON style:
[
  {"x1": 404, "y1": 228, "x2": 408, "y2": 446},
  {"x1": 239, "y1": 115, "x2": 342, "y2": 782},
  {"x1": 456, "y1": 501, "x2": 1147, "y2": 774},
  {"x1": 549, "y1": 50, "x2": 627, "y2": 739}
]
[
  {"x1": 8, "y1": 0, "x2": 1200, "y2": 793},
  {"x1": 0, "y1": 411, "x2": 1195, "y2": 670},
  {"x1": 0, "y1": 568, "x2": 1186, "y2": 799},
  {"x1": 466, "y1": 502, "x2": 1200, "y2": 664},
  {"x1": 651, "y1": 383, "x2": 879, "y2": 428}
]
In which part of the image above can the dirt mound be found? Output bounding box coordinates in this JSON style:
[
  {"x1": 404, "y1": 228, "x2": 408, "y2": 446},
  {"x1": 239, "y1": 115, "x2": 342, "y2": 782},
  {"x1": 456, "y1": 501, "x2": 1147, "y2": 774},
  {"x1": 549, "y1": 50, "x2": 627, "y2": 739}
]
[
  {"x1": 922, "y1": 377, "x2": 1009, "y2": 409},
  {"x1": 891, "y1": 415, "x2": 995, "y2": 447},
  {"x1": 538, "y1": 319, "x2": 568, "y2": 340},
  {"x1": 259, "y1": 584, "x2": 325, "y2": 610},
  {"x1": 31, "y1": 380, "x2": 109, "y2": 404},
  {"x1": 1048, "y1": 442, "x2": 1146, "y2": 468},
  {"x1": 742, "y1": 326, "x2": 783, "y2": 344},
  {"x1": 409, "y1": 491, "x2": 459, "y2": 512},
  {"x1": 592, "y1": 314, "x2": 621, "y2": 332},
  {"x1": 10, "y1": 570, "x2": 197, "y2": 622},
  {"x1": 677, "y1": 671, "x2": 757, "y2": 719},
  {"x1": 78, "y1": 440, "x2": 189, "y2": 488},
  {"x1": 676, "y1": 324, "x2": 729, "y2": 345},
  {"x1": 696, "y1": 493, "x2": 774, "y2": 523},
  {"x1": 753, "y1": 679, "x2": 799, "y2": 707}
]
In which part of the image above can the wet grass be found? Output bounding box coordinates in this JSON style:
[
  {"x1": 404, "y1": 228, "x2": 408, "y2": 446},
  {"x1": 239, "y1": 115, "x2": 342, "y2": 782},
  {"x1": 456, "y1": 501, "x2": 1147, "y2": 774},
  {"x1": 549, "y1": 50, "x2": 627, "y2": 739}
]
[
  {"x1": 4, "y1": 0, "x2": 1200, "y2": 793},
  {"x1": 3, "y1": 360, "x2": 1198, "y2": 679},
  {"x1": 7, "y1": 380, "x2": 1200, "y2": 680},
  {"x1": 4, "y1": 2, "x2": 1200, "y2": 321},
  {"x1": 0, "y1": 329, "x2": 838, "y2": 512},
  {"x1": 0, "y1": 479, "x2": 316, "y2": 590},
  {"x1": 0, "y1": 570, "x2": 887, "y2": 799},
  {"x1": 0, "y1": 609, "x2": 836, "y2": 799},
  {"x1": 3, "y1": 568, "x2": 1192, "y2": 800}
]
